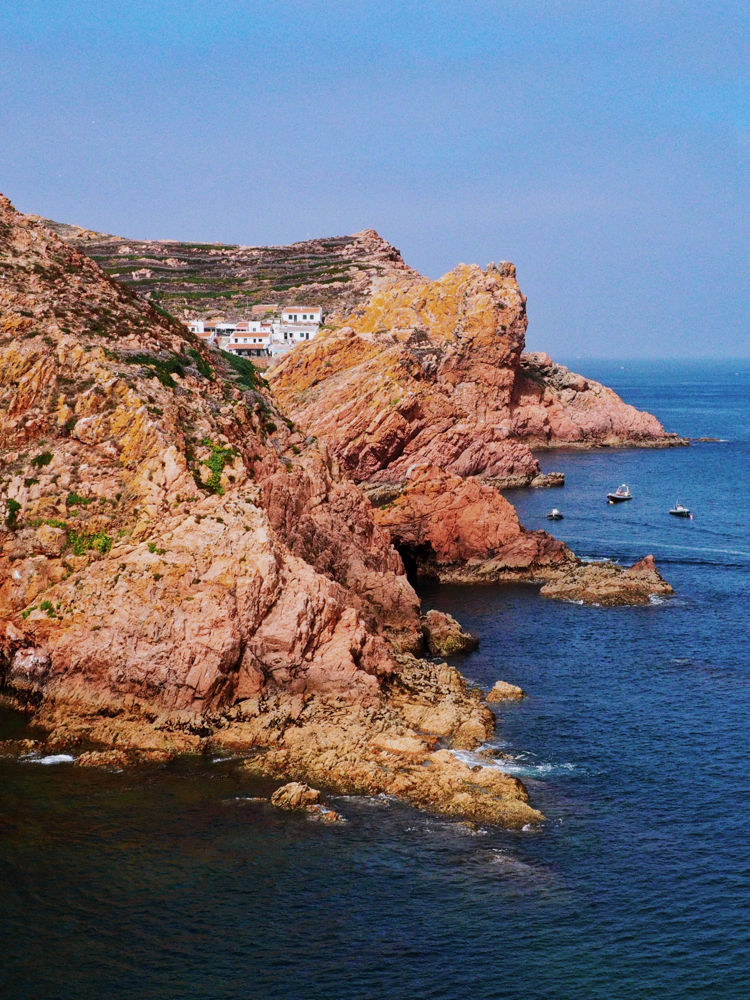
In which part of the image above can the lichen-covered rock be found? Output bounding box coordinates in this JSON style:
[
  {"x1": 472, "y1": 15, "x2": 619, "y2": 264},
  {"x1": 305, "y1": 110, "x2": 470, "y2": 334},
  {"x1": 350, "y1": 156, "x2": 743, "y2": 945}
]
[
  {"x1": 269, "y1": 263, "x2": 685, "y2": 490},
  {"x1": 421, "y1": 609, "x2": 478, "y2": 655}
]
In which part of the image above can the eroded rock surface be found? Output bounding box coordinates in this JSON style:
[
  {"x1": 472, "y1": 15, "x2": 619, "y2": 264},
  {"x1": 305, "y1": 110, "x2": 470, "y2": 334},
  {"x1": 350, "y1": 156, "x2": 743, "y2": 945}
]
[
  {"x1": 269, "y1": 262, "x2": 686, "y2": 491},
  {"x1": 487, "y1": 681, "x2": 524, "y2": 702},
  {"x1": 270, "y1": 781, "x2": 322, "y2": 810},
  {"x1": 538, "y1": 554, "x2": 673, "y2": 606},
  {"x1": 0, "y1": 194, "x2": 539, "y2": 827},
  {"x1": 421, "y1": 609, "x2": 478, "y2": 656}
]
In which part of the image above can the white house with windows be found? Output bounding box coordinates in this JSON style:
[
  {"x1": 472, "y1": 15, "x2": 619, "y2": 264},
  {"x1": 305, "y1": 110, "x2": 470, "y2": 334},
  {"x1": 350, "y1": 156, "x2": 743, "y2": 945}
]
[
  {"x1": 270, "y1": 305, "x2": 322, "y2": 357},
  {"x1": 280, "y1": 307, "x2": 322, "y2": 325},
  {"x1": 186, "y1": 304, "x2": 323, "y2": 360},
  {"x1": 221, "y1": 320, "x2": 274, "y2": 357}
]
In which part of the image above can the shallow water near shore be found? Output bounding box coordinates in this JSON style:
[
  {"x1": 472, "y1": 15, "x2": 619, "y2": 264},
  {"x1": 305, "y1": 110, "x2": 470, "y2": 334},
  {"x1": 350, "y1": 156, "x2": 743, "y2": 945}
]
[{"x1": 2, "y1": 359, "x2": 750, "y2": 1000}]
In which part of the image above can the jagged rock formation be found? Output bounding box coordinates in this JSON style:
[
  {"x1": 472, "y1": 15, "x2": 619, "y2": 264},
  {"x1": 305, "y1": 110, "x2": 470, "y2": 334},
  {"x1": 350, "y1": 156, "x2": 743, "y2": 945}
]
[
  {"x1": 38, "y1": 219, "x2": 418, "y2": 324},
  {"x1": 269, "y1": 262, "x2": 687, "y2": 489},
  {"x1": 369, "y1": 464, "x2": 672, "y2": 605},
  {"x1": 0, "y1": 194, "x2": 542, "y2": 827},
  {"x1": 516, "y1": 352, "x2": 673, "y2": 448}
]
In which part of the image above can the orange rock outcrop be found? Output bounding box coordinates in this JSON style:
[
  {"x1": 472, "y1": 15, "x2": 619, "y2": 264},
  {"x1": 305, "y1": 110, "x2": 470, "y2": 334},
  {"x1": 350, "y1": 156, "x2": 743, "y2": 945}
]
[{"x1": 269, "y1": 262, "x2": 686, "y2": 488}]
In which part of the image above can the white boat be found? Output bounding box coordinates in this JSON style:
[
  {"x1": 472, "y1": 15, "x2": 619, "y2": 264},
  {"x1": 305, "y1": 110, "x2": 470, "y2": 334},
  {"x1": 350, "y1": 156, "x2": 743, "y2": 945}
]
[
  {"x1": 607, "y1": 484, "x2": 632, "y2": 503},
  {"x1": 546, "y1": 508, "x2": 563, "y2": 520},
  {"x1": 669, "y1": 501, "x2": 691, "y2": 518}
]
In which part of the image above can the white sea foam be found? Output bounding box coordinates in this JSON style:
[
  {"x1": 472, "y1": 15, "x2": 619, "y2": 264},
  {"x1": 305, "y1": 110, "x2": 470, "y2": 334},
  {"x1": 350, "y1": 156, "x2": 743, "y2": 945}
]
[
  {"x1": 29, "y1": 754, "x2": 75, "y2": 765},
  {"x1": 451, "y1": 746, "x2": 577, "y2": 779}
]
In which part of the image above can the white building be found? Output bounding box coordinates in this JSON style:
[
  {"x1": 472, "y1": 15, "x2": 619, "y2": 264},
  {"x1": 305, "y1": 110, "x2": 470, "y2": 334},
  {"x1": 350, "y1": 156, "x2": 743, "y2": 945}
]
[
  {"x1": 221, "y1": 320, "x2": 273, "y2": 357},
  {"x1": 280, "y1": 307, "x2": 322, "y2": 325},
  {"x1": 270, "y1": 305, "x2": 322, "y2": 357},
  {"x1": 188, "y1": 305, "x2": 323, "y2": 360}
]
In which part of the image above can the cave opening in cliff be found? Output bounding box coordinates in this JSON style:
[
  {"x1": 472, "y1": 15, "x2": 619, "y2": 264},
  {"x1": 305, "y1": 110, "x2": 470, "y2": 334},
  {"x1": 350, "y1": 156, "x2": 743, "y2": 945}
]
[{"x1": 394, "y1": 543, "x2": 438, "y2": 588}]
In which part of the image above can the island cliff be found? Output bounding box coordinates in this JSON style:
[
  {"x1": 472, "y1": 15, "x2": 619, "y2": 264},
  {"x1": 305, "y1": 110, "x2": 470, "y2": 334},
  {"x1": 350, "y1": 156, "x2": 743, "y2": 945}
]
[
  {"x1": 269, "y1": 260, "x2": 687, "y2": 491},
  {"x1": 0, "y1": 196, "x2": 673, "y2": 826}
]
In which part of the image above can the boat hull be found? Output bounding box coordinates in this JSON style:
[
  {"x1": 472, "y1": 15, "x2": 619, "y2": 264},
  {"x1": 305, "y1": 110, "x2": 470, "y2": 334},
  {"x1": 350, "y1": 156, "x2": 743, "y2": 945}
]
[
  {"x1": 669, "y1": 510, "x2": 691, "y2": 517},
  {"x1": 607, "y1": 494, "x2": 632, "y2": 502}
]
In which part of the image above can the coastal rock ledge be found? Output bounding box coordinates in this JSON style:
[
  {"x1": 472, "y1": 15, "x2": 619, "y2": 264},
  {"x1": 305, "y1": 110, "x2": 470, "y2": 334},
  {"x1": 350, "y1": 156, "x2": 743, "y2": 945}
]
[{"x1": 0, "y1": 193, "x2": 540, "y2": 828}]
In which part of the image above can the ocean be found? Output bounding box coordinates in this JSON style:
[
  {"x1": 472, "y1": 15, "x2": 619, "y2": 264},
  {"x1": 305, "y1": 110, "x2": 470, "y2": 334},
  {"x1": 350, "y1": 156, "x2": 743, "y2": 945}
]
[{"x1": 1, "y1": 359, "x2": 749, "y2": 1000}]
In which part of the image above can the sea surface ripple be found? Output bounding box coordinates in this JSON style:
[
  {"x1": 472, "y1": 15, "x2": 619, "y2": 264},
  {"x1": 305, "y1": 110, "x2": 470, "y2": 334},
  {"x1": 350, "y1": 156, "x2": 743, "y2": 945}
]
[{"x1": 1, "y1": 359, "x2": 749, "y2": 999}]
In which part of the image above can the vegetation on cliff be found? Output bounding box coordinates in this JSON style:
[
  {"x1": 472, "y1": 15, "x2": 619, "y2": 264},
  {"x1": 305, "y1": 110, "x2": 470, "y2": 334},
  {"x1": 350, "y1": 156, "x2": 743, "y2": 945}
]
[{"x1": 0, "y1": 194, "x2": 542, "y2": 827}]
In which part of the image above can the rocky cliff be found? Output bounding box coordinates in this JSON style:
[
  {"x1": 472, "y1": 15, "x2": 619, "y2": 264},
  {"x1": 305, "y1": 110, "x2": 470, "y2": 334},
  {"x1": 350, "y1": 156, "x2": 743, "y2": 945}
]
[
  {"x1": 0, "y1": 194, "x2": 543, "y2": 827},
  {"x1": 269, "y1": 262, "x2": 686, "y2": 488}
]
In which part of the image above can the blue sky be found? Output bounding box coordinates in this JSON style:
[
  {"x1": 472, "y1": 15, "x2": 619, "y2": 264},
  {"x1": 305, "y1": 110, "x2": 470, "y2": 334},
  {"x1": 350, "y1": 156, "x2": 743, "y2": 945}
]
[{"x1": 1, "y1": 0, "x2": 749, "y2": 358}]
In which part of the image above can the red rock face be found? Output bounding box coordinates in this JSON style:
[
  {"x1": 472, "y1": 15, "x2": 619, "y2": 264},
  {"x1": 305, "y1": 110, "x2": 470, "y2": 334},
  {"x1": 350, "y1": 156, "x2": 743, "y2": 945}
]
[
  {"x1": 368, "y1": 464, "x2": 671, "y2": 607},
  {"x1": 372, "y1": 464, "x2": 570, "y2": 573},
  {"x1": 270, "y1": 264, "x2": 683, "y2": 487},
  {"x1": 0, "y1": 198, "x2": 675, "y2": 826},
  {"x1": 0, "y1": 193, "x2": 419, "y2": 718},
  {"x1": 511, "y1": 353, "x2": 671, "y2": 446}
]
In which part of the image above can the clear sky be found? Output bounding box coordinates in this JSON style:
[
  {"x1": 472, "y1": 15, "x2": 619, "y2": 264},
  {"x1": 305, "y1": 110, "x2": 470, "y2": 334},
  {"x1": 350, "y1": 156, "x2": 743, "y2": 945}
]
[{"x1": 1, "y1": 0, "x2": 749, "y2": 358}]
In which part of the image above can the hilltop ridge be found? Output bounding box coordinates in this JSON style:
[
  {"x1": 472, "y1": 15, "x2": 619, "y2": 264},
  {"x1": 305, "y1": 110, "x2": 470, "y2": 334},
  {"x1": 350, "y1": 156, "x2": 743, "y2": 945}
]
[{"x1": 36, "y1": 217, "x2": 419, "y2": 324}]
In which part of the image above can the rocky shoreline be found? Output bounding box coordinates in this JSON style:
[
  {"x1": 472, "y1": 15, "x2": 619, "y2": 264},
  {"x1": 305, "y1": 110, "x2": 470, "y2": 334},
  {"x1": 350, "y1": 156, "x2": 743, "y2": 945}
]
[{"x1": 0, "y1": 194, "x2": 678, "y2": 826}]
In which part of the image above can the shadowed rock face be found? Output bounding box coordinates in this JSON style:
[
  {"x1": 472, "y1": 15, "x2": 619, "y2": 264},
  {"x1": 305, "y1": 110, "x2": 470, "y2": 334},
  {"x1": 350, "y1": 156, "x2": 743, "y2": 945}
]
[
  {"x1": 0, "y1": 194, "x2": 546, "y2": 828},
  {"x1": 269, "y1": 263, "x2": 686, "y2": 488}
]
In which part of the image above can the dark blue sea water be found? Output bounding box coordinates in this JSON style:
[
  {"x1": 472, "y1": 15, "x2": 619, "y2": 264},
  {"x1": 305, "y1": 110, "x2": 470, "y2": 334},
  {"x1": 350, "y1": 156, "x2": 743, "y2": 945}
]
[{"x1": 2, "y1": 360, "x2": 749, "y2": 1000}]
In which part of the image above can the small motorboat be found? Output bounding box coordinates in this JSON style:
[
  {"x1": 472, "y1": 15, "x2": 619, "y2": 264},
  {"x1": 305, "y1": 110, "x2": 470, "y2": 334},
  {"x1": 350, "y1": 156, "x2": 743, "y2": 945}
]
[
  {"x1": 669, "y1": 502, "x2": 692, "y2": 518},
  {"x1": 607, "y1": 484, "x2": 632, "y2": 503},
  {"x1": 547, "y1": 508, "x2": 564, "y2": 520}
]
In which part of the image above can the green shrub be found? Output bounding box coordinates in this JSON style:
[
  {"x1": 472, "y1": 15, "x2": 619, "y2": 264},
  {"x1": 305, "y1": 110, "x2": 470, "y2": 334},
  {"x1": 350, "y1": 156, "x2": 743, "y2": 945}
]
[
  {"x1": 192, "y1": 438, "x2": 238, "y2": 496},
  {"x1": 188, "y1": 348, "x2": 214, "y2": 381},
  {"x1": 220, "y1": 350, "x2": 260, "y2": 390},
  {"x1": 124, "y1": 352, "x2": 187, "y2": 389},
  {"x1": 69, "y1": 531, "x2": 113, "y2": 556},
  {"x1": 30, "y1": 451, "x2": 53, "y2": 469},
  {"x1": 66, "y1": 492, "x2": 94, "y2": 508},
  {"x1": 5, "y1": 498, "x2": 21, "y2": 529}
]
